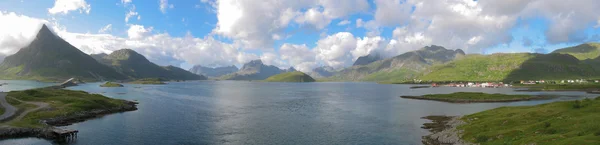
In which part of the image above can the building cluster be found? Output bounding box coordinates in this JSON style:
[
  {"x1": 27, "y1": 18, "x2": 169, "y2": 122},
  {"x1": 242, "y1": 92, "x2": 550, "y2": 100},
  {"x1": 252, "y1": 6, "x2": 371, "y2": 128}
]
[
  {"x1": 442, "y1": 82, "x2": 510, "y2": 88},
  {"x1": 521, "y1": 79, "x2": 600, "y2": 84}
]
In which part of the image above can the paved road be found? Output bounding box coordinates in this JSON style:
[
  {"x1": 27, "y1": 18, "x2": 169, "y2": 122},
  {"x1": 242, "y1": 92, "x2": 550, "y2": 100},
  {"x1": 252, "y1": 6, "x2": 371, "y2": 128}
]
[{"x1": 0, "y1": 93, "x2": 17, "y2": 121}]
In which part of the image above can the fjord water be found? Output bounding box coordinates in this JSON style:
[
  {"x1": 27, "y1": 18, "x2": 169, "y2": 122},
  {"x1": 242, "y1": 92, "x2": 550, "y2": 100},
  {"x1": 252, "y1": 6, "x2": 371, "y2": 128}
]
[{"x1": 0, "y1": 81, "x2": 594, "y2": 145}]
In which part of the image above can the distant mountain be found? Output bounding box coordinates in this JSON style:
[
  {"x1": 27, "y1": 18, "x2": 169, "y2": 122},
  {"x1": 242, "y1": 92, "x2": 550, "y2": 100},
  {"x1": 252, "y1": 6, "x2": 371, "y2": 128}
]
[
  {"x1": 353, "y1": 53, "x2": 382, "y2": 66},
  {"x1": 284, "y1": 67, "x2": 297, "y2": 72},
  {"x1": 308, "y1": 66, "x2": 336, "y2": 78},
  {"x1": 188, "y1": 65, "x2": 238, "y2": 78},
  {"x1": 328, "y1": 45, "x2": 465, "y2": 81},
  {"x1": 221, "y1": 60, "x2": 285, "y2": 80},
  {"x1": 94, "y1": 49, "x2": 206, "y2": 80},
  {"x1": 551, "y1": 43, "x2": 600, "y2": 60},
  {"x1": 0, "y1": 24, "x2": 126, "y2": 81},
  {"x1": 265, "y1": 71, "x2": 316, "y2": 82},
  {"x1": 419, "y1": 52, "x2": 600, "y2": 82}
]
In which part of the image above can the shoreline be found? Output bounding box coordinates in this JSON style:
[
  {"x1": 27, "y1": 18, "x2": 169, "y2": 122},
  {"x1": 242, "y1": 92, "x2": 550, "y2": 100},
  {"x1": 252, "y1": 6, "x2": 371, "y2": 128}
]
[
  {"x1": 0, "y1": 100, "x2": 137, "y2": 141},
  {"x1": 421, "y1": 115, "x2": 469, "y2": 145},
  {"x1": 400, "y1": 95, "x2": 552, "y2": 103}
]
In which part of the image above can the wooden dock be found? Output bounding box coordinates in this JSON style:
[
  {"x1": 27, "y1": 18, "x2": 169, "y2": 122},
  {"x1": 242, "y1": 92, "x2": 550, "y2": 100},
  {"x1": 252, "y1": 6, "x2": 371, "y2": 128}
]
[{"x1": 52, "y1": 128, "x2": 78, "y2": 142}]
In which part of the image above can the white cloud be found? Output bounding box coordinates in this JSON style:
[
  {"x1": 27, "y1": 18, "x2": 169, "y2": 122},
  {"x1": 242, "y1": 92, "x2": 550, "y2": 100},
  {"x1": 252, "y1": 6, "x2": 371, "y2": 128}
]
[
  {"x1": 122, "y1": 0, "x2": 132, "y2": 5},
  {"x1": 337, "y1": 20, "x2": 350, "y2": 26},
  {"x1": 279, "y1": 44, "x2": 316, "y2": 72},
  {"x1": 98, "y1": 24, "x2": 112, "y2": 33},
  {"x1": 313, "y1": 32, "x2": 357, "y2": 69},
  {"x1": 48, "y1": 0, "x2": 91, "y2": 15},
  {"x1": 374, "y1": 0, "x2": 412, "y2": 26},
  {"x1": 212, "y1": 0, "x2": 368, "y2": 50},
  {"x1": 127, "y1": 24, "x2": 153, "y2": 40},
  {"x1": 0, "y1": 12, "x2": 49, "y2": 55},
  {"x1": 125, "y1": 5, "x2": 139, "y2": 23},
  {"x1": 159, "y1": 0, "x2": 174, "y2": 14}
]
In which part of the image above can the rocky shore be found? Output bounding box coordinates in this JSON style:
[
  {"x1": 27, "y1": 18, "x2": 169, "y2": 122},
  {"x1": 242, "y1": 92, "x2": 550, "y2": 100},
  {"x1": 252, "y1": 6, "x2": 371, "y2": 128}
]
[
  {"x1": 0, "y1": 101, "x2": 137, "y2": 140},
  {"x1": 421, "y1": 116, "x2": 471, "y2": 145}
]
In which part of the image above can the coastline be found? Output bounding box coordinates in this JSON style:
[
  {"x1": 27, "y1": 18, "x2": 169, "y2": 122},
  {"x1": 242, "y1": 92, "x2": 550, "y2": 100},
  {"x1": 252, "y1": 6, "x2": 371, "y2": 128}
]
[
  {"x1": 400, "y1": 95, "x2": 552, "y2": 103},
  {"x1": 421, "y1": 116, "x2": 469, "y2": 145},
  {"x1": 0, "y1": 100, "x2": 137, "y2": 141}
]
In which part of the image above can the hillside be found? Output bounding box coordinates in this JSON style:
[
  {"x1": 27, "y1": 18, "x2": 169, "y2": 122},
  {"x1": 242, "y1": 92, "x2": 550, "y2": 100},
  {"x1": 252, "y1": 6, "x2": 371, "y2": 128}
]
[
  {"x1": 419, "y1": 52, "x2": 600, "y2": 82},
  {"x1": 308, "y1": 66, "x2": 336, "y2": 78},
  {"x1": 189, "y1": 65, "x2": 238, "y2": 77},
  {"x1": 221, "y1": 60, "x2": 285, "y2": 80},
  {"x1": 0, "y1": 24, "x2": 126, "y2": 81},
  {"x1": 353, "y1": 53, "x2": 382, "y2": 66},
  {"x1": 551, "y1": 43, "x2": 600, "y2": 60},
  {"x1": 94, "y1": 49, "x2": 206, "y2": 80},
  {"x1": 265, "y1": 71, "x2": 316, "y2": 82},
  {"x1": 328, "y1": 45, "x2": 465, "y2": 81}
]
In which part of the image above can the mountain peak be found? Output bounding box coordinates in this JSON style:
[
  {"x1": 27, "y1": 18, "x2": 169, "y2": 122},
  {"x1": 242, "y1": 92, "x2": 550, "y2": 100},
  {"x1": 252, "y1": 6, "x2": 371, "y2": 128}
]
[
  {"x1": 35, "y1": 24, "x2": 55, "y2": 40},
  {"x1": 107, "y1": 49, "x2": 148, "y2": 62}
]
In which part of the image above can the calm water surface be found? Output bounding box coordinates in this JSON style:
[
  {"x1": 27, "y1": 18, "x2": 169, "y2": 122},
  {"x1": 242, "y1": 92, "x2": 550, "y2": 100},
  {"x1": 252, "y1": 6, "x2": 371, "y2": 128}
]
[{"x1": 0, "y1": 81, "x2": 595, "y2": 145}]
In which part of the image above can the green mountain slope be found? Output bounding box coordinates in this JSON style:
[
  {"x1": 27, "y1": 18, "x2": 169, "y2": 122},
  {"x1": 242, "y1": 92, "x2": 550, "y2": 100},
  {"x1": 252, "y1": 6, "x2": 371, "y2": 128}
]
[
  {"x1": 94, "y1": 49, "x2": 206, "y2": 80},
  {"x1": 551, "y1": 43, "x2": 600, "y2": 60},
  {"x1": 0, "y1": 24, "x2": 126, "y2": 81},
  {"x1": 419, "y1": 52, "x2": 600, "y2": 82},
  {"x1": 265, "y1": 71, "x2": 315, "y2": 82},
  {"x1": 328, "y1": 45, "x2": 465, "y2": 81}
]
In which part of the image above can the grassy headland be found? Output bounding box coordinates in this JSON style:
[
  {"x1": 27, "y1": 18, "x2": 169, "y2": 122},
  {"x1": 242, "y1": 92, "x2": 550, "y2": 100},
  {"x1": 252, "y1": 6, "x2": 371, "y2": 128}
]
[
  {"x1": 100, "y1": 82, "x2": 124, "y2": 87},
  {"x1": 265, "y1": 71, "x2": 315, "y2": 82},
  {"x1": 129, "y1": 78, "x2": 166, "y2": 84},
  {"x1": 2, "y1": 88, "x2": 136, "y2": 128},
  {"x1": 458, "y1": 97, "x2": 600, "y2": 144},
  {"x1": 401, "y1": 92, "x2": 549, "y2": 103}
]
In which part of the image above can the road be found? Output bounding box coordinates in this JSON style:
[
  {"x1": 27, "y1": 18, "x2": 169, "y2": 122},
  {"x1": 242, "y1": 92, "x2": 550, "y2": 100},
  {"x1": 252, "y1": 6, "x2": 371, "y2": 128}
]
[{"x1": 0, "y1": 93, "x2": 17, "y2": 121}]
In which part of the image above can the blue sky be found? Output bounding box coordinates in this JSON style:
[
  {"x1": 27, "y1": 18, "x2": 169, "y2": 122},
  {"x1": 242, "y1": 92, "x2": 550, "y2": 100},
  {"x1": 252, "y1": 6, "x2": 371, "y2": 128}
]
[{"x1": 0, "y1": 0, "x2": 599, "y2": 71}]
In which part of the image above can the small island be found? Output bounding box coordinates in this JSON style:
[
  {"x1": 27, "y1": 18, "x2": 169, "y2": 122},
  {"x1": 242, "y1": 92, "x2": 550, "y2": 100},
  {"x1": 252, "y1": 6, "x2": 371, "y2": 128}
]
[
  {"x1": 423, "y1": 97, "x2": 600, "y2": 144},
  {"x1": 401, "y1": 92, "x2": 550, "y2": 103},
  {"x1": 128, "y1": 78, "x2": 167, "y2": 84},
  {"x1": 265, "y1": 71, "x2": 316, "y2": 82},
  {"x1": 99, "y1": 82, "x2": 124, "y2": 87},
  {"x1": 0, "y1": 87, "x2": 137, "y2": 141}
]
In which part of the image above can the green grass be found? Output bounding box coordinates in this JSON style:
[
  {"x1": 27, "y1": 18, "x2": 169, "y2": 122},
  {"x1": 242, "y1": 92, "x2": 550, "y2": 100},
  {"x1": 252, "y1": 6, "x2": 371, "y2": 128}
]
[
  {"x1": 419, "y1": 53, "x2": 600, "y2": 82},
  {"x1": 362, "y1": 68, "x2": 418, "y2": 82},
  {"x1": 459, "y1": 97, "x2": 600, "y2": 144},
  {"x1": 552, "y1": 43, "x2": 600, "y2": 60},
  {"x1": 2, "y1": 88, "x2": 131, "y2": 128},
  {"x1": 265, "y1": 71, "x2": 315, "y2": 82},
  {"x1": 100, "y1": 82, "x2": 124, "y2": 87},
  {"x1": 129, "y1": 78, "x2": 166, "y2": 84}
]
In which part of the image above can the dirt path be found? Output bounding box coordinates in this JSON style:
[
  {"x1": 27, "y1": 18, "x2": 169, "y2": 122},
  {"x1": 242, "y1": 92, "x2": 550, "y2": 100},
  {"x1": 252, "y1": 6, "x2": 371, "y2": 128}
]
[
  {"x1": 0, "y1": 93, "x2": 17, "y2": 121},
  {"x1": 10, "y1": 97, "x2": 49, "y2": 121}
]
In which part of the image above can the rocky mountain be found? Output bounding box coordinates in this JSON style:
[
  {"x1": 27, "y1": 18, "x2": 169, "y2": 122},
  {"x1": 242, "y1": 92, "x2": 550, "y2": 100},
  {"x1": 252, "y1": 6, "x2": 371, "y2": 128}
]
[
  {"x1": 308, "y1": 66, "x2": 336, "y2": 78},
  {"x1": 221, "y1": 60, "x2": 285, "y2": 80},
  {"x1": 353, "y1": 53, "x2": 382, "y2": 66},
  {"x1": 188, "y1": 65, "x2": 238, "y2": 78},
  {"x1": 328, "y1": 45, "x2": 465, "y2": 81},
  {"x1": 284, "y1": 67, "x2": 297, "y2": 72},
  {"x1": 0, "y1": 24, "x2": 126, "y2": 81},
  {"x1": 94, "y1": 49, "x2": 206, "y2": 80}
]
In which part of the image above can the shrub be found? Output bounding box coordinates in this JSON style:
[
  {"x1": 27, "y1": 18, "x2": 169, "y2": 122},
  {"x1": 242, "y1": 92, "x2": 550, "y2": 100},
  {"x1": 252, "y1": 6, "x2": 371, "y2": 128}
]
[
  {"x1": 572, "y1": 100, "x2": 583, "y2": 109},
  {"x1": 544, "y1": 122, "x2": 551, "y2": 128},
  {"x1": 476, "y1": 135, "x2": 489, "y2": 143}
]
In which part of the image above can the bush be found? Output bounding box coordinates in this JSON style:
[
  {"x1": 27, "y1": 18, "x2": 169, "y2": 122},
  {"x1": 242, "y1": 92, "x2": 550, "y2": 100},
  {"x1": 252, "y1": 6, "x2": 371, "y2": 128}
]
[
  {"x1": 595, "y1": 131, "x2": 600, "y2": 136},
  {"x1": 572, "y1": 100, "x2": 583, "y2": 109},
  {"x1": 544, "y1": 122, "x2": 551, "y2": 128},
  {"x1": 476, "y1": 135, "x2": 489, "y2": 143}
]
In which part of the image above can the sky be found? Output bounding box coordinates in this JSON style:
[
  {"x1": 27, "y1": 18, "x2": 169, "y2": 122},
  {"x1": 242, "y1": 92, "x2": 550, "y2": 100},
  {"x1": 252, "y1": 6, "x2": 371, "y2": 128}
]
[{"x1": 0, "y1": 0, "x2": 599, "y2": 72}]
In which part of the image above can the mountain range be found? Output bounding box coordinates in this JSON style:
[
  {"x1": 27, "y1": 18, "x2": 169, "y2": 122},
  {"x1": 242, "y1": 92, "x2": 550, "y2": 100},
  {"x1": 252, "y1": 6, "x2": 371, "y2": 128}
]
[
  {"x1": 220, "y1": 60, "x2": 287, "y2": 80},
  {"x1": 0, "y1": 24, "x2": 204, "y2": 81},
  {"x1": 92, "y1": 49, "x2": 205, "y2": 80},
  {"x1": 189, "y1": 65, "x2": 238, "y2": 78},
  {"x1": 326, "y1": 45, "x2": 465, "y2": 81}
]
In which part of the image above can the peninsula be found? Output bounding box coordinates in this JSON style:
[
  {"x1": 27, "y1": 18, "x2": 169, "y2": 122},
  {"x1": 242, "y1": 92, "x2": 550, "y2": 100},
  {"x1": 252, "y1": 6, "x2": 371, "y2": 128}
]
[
  {"x1": 0, "y1": 87, "x2": 137, "y2": 141},
  {"x1": 401, "y1": 92, "x2": 551, "y2": 103}
]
